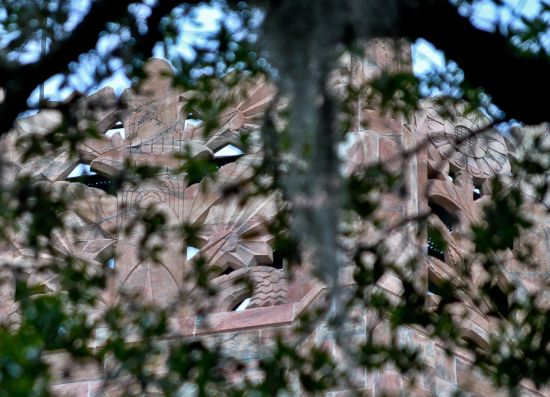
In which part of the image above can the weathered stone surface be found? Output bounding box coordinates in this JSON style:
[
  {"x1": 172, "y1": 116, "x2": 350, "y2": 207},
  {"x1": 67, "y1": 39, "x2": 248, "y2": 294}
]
[
  {"x1": 423, "y1": 102, "x2": 511, "y2": 178},
  {"x1": 4, "y1": 52, "x2": 550, "y2": 397}
]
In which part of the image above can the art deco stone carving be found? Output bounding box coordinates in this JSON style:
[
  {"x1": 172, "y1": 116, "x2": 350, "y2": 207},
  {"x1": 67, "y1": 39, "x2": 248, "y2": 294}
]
[
  {"x1": 182, "y1": 81, "x2": 276, "y2": 154},
  {"x1": 210, "y1": 266, "x2": 287, "y2": 312},
  {"x1": 2, "y1": 47, "x2": 550, "y2": 396},
  {"x1": 426, "y1": 104, "x2": 510, "y2": 178},
  {"x1": 198, "y1": 195, "x2": 277, "y2": 274},
  {"x1": 0, "y1": 59, "x2": 287, "y2": 323},
  {"x1": 122, "y1": 58, "x2": 183, "y2": 142}
]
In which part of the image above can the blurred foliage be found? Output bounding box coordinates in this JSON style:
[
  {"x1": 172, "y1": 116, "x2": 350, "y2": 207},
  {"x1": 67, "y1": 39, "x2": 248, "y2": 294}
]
[{"x1": 0, "y1": 0, "x2": 549, "y2": 396}]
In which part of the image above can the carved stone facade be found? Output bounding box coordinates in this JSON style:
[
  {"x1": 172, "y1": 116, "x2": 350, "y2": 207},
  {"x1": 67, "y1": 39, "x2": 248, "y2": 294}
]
[{"x1": 1, "y1": 42, "x2": 550, "y2": 396}]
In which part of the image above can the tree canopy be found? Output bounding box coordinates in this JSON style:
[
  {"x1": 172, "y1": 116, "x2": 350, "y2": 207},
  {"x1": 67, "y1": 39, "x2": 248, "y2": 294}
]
[{"x1": 0, "y1": 1, "x2": 550, "y2": 396}]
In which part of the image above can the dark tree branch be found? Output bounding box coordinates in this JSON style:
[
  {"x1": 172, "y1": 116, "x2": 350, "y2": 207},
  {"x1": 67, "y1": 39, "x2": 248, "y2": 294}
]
[
  {"x1": 132, "y1": 0, "x2": 201, "y2": 58},
  {"x1": 0, "y1": 60, "x2": 16, "y2": 87},
  {"x1": 2, "y1": 0, "x2": 548, "y2": 136},
  {"x1": 395, "y1": 0, "x2": 550, "y2": 124},
  {"x1": 0, "y1": 0, "x2": 134, "y2": 134},
  {"x1": 0, "y1": 0, "x2": 196, "y2": 135}
]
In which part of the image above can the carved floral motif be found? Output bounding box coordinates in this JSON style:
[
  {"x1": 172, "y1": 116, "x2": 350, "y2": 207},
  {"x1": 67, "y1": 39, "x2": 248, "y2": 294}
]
[
  {"x1": 197, "y1": 195, "x2": 277, "y2": 274},
  {"x1": 0, "y1": 59, "x2": 286, "y2": 318},
  {"x1": 426, "y1": 104, "x2": 510, "y2": 178}
]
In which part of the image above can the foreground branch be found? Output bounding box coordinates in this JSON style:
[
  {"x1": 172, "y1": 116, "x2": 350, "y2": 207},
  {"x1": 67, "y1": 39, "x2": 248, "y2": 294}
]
[
  {"x1": 0, "y1": 0, "x2": 197, "y2": 135},
  {"x1": 396, "y1": 0, "x2": 550, "y2": 124}
]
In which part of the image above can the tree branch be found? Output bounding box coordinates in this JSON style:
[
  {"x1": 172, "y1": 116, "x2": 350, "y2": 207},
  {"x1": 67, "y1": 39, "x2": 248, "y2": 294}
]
[
  {"x1": 0, "y1": 0, "x2": 136, "y2": 134},
  {"x1": 0, "y1": 0, "x2": 196, "y2": 135},
  {"x1": 133, "y1": 0, "x2": 202, "y2": 59},
  {"x1": 395, "y1": 0, "x2": 550, "y2": 124}
]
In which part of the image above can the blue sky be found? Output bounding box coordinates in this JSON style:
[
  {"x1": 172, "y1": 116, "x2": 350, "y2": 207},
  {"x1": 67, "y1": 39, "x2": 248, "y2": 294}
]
[{"x1": 412, "y1": 0, "x2": 545, "y2": 76}]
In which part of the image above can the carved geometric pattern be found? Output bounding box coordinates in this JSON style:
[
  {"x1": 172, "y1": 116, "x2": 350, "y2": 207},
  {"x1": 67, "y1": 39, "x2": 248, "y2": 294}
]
[
  {"x1": 247, "y1": 267, "x2": 287, "y2": 309},
  {"x1": 427, "y1": 172, "x2": 484, "y2": 228},
  {"x1": 209, "y1": 266, "x2": 287, "y2": 312},
  {"x1": 122, "y1": 59, "x2": 183, "y2": 142},
  {"x1": 6, "y1": 49, "x2": 550, "y2": 397},
  {"x1": 426, "y1": 103, "x2": 510, "y2": 178},
  {"x1": 57, "y1": 181, "x2": 119, "y2": 237},
  {"x1": 1, "y1": 110, "x2": 79, "y2": 182},
  {"x1": 182, "y1": 80, "x2": 276, "y2": 153},
  {"x1": 197, "y1": 195, "x2": 277, "y2": 275},
  {"x1": 109, "y1": 230, "x2": 185, "y2": 308},
  {"x1": 119, "y1": 176, "x2": 186, "y2": 225}
]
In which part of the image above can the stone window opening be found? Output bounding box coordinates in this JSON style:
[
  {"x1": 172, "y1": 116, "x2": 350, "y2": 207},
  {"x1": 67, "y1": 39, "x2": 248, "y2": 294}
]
[
  {"x1": 67, "y1": 164, "x2": 114, "y2": 194},
  {"x1": 428, "y1": 201, "x2": 456, "y2": 233},
  {"x1": 184, "y1": 113, "x2": 202, "y2": 129},
  {"x1": 427, "y1": 201, "x2": 458, "y2": 262},
  {"x1": 272, "y1": 251, "x2": 285, "y2": 270},
  {"x1": 67, "y1": 163, "x2": 96, "y2": 179},
  {"x1": 447, "y1": 168, "x2": 456, "y2": 183},
  {"x1": 105, "y1": 120, "x2": 125, "y2": 138},
  {"x1": 232, "y1": 297, "x2": 251, "y2": 312},
  {"x1": 473, "y1": 179, "x2": 483, "y2": 201},
  {"x1": 427, "y1": 233, "x2": 445, "y2": 262},
  {"x1": 427, "y1": 279, "x2": 445, "y2": 296},
  {"x1": 220, "y1": 265, "x2": 237, "y2": 276},
  {"x1": 186, "y1": 246, "x2": 200, "y2": 261},
  {"x1": 106, "y1": 257, "x2": 116, "y2": 270},
  {"x1": 213, "y1": 144, "x2": 244, "y2": 168}
]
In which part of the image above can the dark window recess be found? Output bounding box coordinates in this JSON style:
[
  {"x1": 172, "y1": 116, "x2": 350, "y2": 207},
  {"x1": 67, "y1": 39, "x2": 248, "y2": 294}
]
[
  {"x1": 427, "y1": 235, "x2": 445, "y2": 262},
  {"x1": 67, "y1": 173, "x2": 114, "y2": 194},
  {"x1": 448, "y1": 169, "x2": 456, "y2": 182},
  {"x1": 428, "y1": 202, "x2": 456, "y2": 232},
  {"x1": 428, "y1": 279, "x2": 445, "y2": 296},
  {"x1": 220, "y1": 266, "x2": 235, "y2": 276},
  {"x1": 488, "y1": 284, "x2": 511, "y2": 318},
  {"x1": 213, "y1": 155, "x2": 243, "y2": 168},
  {"x1": 272, "y1": 251, "x2": 284, "y2": 269},
  {"x1": 231, "y1": 297, "x2": 251, "y2": 311},
  {"x1": 473, "y1": 188, "x2": 481, "y2": 201},
  {"x1": 473, "y1": 182, "x2": 482, "y2": 201},
  {"x1": 427, "y1": 165, "x2": 438, "y2": 180}
]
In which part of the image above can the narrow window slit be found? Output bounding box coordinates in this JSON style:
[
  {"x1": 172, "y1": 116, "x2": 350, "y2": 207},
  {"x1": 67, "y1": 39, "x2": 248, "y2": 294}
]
[
  {"x1": 66, "y1": 164, "x2": 114, "y2": 194},
  {"x1": 186, "y1": 246, "x2": 200, "y2": 261},
  {"x1": 232, "y1": 297, "x2": 251, "y2": 312}
]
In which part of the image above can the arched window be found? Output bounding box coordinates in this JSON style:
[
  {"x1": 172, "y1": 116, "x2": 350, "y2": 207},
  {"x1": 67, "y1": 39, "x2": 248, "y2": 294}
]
[{"x1": 427, "y1": 201, "x2": 457, "y2": 262}]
